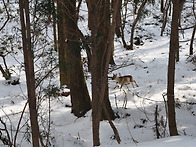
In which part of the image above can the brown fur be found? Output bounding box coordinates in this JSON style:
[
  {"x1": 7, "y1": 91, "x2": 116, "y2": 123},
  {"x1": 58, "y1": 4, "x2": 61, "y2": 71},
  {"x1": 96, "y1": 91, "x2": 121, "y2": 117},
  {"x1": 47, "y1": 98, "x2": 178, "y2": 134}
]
[{"x1": 112, "y1": 74, "x2": 139, "y2": 89}]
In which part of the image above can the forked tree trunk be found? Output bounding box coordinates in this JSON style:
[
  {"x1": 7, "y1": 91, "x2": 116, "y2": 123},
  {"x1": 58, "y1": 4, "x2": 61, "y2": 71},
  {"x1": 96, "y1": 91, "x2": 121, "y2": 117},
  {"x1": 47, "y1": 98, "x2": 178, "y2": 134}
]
[
  {"x1": 64, "y1": 0, "x2": 91, "y2": 117},
  {"x1": 19, "y1": 0, "x2": 40, "y2": 146},
  {"x1": 90, "y1": 0, "x2": 120, "y2": 146},
  {"x1": 167, "y1": 0, "x2": 179, "y2": 136}
]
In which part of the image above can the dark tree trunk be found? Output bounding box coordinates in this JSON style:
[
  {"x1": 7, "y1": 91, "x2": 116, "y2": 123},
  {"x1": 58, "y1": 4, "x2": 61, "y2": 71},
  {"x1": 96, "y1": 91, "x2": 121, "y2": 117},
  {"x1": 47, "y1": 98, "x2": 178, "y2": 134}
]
[
  {"x1": 129, "y1": 0, "x2": 147, "y2": 50},
  {"x1": 167, "y1": 0, "x2": 179, "y2": 136},
  {"x1": 114, "y1": 0, "x2": 122, "y2": 38},
  {"x1": 176, "y1": 0, "x2": 184, "y2": 62},
  {"x1": 90, "y1": 0, "x2": 120, "y2": 146},
  {"x1": 161, "y1": 0, "x2": 171, "y2": 36},
  {"x1": 19, "y1": 0, "x2": 40, "y2": 146},
  {"x1": 161, "y1": 0, "x2": 164, "y2": 13},
  {"x1": 57, "y1": 0, "x2": 70, "y2": 87},
  {"x1": 190, "y1": 24, "x2": 196, "y2": 55},
  {"x1": 64, "y1": 0, "x2": 91, "y2": 117}
]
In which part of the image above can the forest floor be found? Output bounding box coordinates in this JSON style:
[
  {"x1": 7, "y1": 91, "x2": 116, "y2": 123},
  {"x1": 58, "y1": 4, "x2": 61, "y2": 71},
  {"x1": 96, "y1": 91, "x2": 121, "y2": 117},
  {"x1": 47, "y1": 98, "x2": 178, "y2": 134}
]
[{"x1": 1, "y1": 1, "x2": 196, "y2": 147}]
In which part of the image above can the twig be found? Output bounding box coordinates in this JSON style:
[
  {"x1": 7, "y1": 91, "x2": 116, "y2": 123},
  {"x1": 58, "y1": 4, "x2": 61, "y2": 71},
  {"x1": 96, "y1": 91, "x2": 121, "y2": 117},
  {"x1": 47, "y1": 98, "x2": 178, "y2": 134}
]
[
  {"x1": 35, "y1": 65, "x2": 58, "y2": 88},
  {"x1": 162, "y1": 93, "x2": 168, "y2": 137},
  {"x1": 0, "y1": 117, "x2": 12, "y2": 146},
  {"x1": 123, "y1": 90, "x2": 127, "y2": 108},
  {"x1": 0, "y1": 0, "x2": 10, "y2": 31},
  {"x1": 125, "y1": 118, "x2": 138, "y2": 144},
  {"x1": 114, "y1": 94, "x2": 118, "y2": 109},
  {"x1": 14, "y1": 100, "x2": 28, "y2": 147}
]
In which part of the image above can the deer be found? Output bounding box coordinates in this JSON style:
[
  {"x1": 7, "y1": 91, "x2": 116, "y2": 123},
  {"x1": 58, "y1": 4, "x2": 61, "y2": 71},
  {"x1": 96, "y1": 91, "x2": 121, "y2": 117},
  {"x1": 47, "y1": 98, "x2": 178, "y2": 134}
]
[{"x1": 112, "y1": 74, "x2": 139, "y2": 90}]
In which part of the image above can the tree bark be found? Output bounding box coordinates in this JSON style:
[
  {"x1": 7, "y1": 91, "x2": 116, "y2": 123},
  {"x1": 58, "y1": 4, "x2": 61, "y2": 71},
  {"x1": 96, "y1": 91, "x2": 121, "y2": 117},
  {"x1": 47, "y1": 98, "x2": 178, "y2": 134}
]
[
  {"x1": 129, "y1": 0, "x2": 147, "y2": 50},
  {"x1": 57, "y1": 0, "x2": 70, "y2": 87},
  {"x1": 114, "y1": 0, "x2": 122, "y2": 38},
  {"x1": 190, "y1": 24, "x2": 196, "y2": 55},
  {"x1": 90, "y1": 0, "x2": 120, "y2": 146},
  {"x1": 19, "y1": 0, "x2": 40, "y2": 146},
  {"x1": 167, "y1": 0, "x2": 179, "y2": 136},
  {"x1": 64, "y1": 0, "x2": 91, "y2": 117}
]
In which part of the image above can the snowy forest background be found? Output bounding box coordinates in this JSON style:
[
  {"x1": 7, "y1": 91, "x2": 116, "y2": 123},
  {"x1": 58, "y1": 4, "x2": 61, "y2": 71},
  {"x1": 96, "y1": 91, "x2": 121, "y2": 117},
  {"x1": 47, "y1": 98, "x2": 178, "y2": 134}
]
[{"x1": 0, "y1": 0, "x2": 196, "y2": 146}]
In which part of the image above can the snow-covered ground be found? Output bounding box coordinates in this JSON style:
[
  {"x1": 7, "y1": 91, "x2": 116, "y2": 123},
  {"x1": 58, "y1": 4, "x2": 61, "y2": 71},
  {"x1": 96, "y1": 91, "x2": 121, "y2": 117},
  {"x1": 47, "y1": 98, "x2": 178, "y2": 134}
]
[{"x1": 0, "y1": 1, "x2": 196, "y2": 147}]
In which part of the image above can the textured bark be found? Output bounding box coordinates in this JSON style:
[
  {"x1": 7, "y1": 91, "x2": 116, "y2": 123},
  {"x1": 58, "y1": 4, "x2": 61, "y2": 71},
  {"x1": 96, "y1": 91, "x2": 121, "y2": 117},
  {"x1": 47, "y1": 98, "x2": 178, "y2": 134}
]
[
  {"x1": 167, "y1": 0, "x2": 179, "y2": 136},
  {"x1": 64, "y1": 0, "x2": 91, "y2": 117},
  {"x1": 90, "y1": 0, "x2": 120, "y2": 146},
  {"x1": 57, "y1": 0, "x2": 70, "y2": 87}
]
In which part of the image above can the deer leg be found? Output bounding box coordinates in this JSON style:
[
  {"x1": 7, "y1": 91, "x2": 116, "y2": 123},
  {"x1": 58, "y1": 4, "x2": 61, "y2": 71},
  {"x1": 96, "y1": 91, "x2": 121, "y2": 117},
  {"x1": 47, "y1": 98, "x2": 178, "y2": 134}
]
[
  {"x1": 120, "y1": 84, "x2": 123, "y2": 91},
  {"x1": 125, "y1": 84, "x2": 131, "y2": 91},
  {"x1": 134, "y1": 80, "x2": 139, "y2": 87},
  {"x1": 114, "y1": 82, "x2": 119, "y2": 89},
  {"x1": 131, "y1": 82, "x2": 135, "y2": 88}
]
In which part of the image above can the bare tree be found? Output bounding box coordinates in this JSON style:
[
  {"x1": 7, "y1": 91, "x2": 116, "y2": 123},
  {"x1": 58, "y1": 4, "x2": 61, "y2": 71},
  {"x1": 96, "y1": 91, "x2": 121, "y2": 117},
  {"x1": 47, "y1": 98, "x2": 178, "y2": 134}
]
[
  {"x1": 19, "y1": 0, "x2": 40, "y2": 146},
  {"x1": 190, "y1": 24, "x2": 196, "y2": 55},
  {"x1": 89, "y1": 0, "x2": 120, "y2": 146},
  {"x1": 160, "y1": 0, "x2": 171, "y2": 36},
  {"x1": 167, "y1": 0, "x2": 180, "y2": 136},
  {"x1": 190, "y1": 0, "x2": 196, "y2": 55},
  {"x1": 129, "y1": 0, "x2": 147, "y2": 50}
]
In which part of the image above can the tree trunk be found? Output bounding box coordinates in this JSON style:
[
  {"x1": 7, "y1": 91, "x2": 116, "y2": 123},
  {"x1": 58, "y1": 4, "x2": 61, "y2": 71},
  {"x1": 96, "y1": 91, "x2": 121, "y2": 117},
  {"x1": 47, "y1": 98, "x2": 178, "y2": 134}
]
[
  {"x1": 52, "y1": 0, "x2": 57, "y2": 51},
  {"x1": 133, "y1": 0, "x2": 139, "y2": 14},
  {"x1": 167, "y1": 0, "x2": 179, "y2": 136},
  {"x1": 114, "y1": 0, "x2": 122, "y2": 38},
  {"x1": 90, "y1": 0, "x2": 120, "y2": 146},
  {"x1": 161, "y1": 0, "x2": 171, "y2": 36},
  {"x1": 161, "y1": 0, "x2": 164, "y2": 13},
  {"x1": 64, "y1": 0, "x2": 91, "y2": 117},
  {"x1": 190, "y1": 24, "x2": 196, "y2": 55},
  {"x1": 129, "y1": 0, "x2": 147, "y2": 50},
  {"x1": 176, "y1": 0, "x2": 184, "y2": 62},
  {"x1": 19, "y1": 0, "x2": 40, "y2": 146},
  {"x1": 57, "y1": 0, "x2": 70, "y2": 87}
]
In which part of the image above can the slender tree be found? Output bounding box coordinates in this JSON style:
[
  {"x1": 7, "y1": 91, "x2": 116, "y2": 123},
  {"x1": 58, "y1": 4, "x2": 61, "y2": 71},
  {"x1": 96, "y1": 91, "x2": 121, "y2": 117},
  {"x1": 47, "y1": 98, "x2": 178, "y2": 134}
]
[
  {"x1": 161, "y1": 0, "x2": 171, "y2": 36},
  {"x1": 190, "y1": 0, "x2": 196, "y2": 55},
  {"x1": 129, "y1": 0, "x2": 147, "y2": 50},
  {"x1": 167, "y1": 0, "x2": 180, "y2": 136},
  {"x1": 190, "y1": 24, "x2": 196, "y2": 55},
  {"x1": 19, "y1": 0, "x2": 40, "y2": 146}
]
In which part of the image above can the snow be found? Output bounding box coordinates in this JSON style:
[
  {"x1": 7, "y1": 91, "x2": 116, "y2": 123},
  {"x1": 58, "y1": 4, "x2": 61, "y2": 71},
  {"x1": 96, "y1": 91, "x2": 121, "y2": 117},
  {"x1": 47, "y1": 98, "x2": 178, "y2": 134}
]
[{"x1": 0, "y1": 1, "x2": 196, "y2": 147}]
